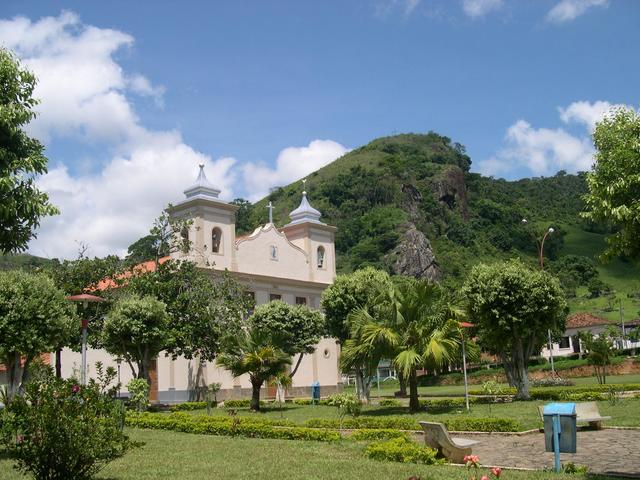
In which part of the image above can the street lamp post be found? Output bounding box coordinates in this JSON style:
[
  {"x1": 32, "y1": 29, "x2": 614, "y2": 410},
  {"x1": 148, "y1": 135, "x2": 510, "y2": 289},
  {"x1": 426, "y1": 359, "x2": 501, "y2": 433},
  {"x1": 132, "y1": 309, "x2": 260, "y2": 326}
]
[
  {"x1": 459, "y1": 321, "x2": 474, "y2": 412},
  {"x1": 66, "y1": 293, "x2": 105, "y2": 385},
  {"x1": 521, "y1": 219, "x2": 556, "y2": 375},
  {"x1": 116, "y1": 357, "x2": 122, "y2": 398}
]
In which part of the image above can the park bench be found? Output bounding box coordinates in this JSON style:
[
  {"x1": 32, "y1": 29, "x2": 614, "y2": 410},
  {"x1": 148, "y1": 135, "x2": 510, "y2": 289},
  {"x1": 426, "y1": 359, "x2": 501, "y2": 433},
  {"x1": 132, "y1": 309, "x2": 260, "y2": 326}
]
[
  {"x1": 537, "y1": 402, "x2": 611, "y2": 430},
  {"x1": 419, "y1": 421, "x2": 479, "y2": 463}
]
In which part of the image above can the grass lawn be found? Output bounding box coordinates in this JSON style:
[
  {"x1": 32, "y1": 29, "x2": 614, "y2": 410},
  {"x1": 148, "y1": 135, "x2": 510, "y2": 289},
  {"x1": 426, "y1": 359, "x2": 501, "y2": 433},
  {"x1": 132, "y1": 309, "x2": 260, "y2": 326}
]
[
  {"x1": 187, "y1": 397, "x2": 640, "y2": 431},
  {"x1": 0, "y1": 428, "x2": 620, "y2": 480}
]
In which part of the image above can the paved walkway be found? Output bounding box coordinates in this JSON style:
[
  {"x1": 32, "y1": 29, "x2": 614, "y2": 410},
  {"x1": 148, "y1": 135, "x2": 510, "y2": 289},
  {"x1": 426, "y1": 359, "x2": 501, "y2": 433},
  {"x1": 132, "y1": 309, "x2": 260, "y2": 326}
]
[{"x1": 464, "y1": 429, "x2": 640, "y2": 477}]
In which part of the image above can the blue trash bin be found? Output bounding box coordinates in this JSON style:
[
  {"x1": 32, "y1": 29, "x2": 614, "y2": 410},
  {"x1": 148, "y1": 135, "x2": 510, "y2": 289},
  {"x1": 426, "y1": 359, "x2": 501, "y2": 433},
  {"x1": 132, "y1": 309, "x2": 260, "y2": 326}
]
[
  {"x1": 543, "y1": 402, "x2": 577, "y2": 472},
  {"x1": 311, "y1": 381, "x2": 320, "y2": 404}
]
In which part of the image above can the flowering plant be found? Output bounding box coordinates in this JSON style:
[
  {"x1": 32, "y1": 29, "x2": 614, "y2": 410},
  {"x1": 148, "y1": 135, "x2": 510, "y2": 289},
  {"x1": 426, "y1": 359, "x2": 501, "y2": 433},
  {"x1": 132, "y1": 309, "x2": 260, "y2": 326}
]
[{"x1": 464, "y1": 455, "x2": 503, "y2": 480}]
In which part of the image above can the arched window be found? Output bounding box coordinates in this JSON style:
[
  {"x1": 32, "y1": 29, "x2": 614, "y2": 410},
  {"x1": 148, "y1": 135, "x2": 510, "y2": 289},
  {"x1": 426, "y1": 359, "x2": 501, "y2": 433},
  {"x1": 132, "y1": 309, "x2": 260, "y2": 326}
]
[
  {"x1": 270, "y1": 245, "x2": 278, "y2": 260},
  {"x1": 317, "y1": 246, "x2": 325, "y2": 269},
  {"x1": 211, "y1": 227, "x2": 222, "y2": 253}
]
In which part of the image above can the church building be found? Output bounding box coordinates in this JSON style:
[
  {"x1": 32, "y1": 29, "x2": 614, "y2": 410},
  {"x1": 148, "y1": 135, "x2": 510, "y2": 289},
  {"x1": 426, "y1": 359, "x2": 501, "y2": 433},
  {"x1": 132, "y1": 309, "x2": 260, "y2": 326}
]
[{"x1": 55, "y1": 166, "x2": 342, "y2": 402}]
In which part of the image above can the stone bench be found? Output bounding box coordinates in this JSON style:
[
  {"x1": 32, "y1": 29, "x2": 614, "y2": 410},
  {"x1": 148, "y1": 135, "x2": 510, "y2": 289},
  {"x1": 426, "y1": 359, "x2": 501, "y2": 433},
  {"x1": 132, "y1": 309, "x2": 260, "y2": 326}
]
[
  {"x1": 419, "y1": 421, "x2": 479, "y2": 463},
  {"x1": 537, "y1": 401, "x2": 611, "y2": 430}
]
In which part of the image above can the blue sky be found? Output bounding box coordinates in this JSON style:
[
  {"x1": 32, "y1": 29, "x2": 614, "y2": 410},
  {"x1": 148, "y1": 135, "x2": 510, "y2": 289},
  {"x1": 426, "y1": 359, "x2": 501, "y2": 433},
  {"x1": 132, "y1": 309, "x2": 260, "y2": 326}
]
[{"x1": 0, "y1": 0, "x2": 638, "y2": 258}]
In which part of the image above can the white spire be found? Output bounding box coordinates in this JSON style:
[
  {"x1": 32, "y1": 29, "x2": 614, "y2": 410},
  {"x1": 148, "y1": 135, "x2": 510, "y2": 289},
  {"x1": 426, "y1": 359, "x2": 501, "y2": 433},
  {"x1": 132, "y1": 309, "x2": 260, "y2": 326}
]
[
  {"x1": 287, "y1": 187, "x2": 323, "y2": 226},
  {"x1": 183, "y1": 164, "x2": 221, "y2": 200}
]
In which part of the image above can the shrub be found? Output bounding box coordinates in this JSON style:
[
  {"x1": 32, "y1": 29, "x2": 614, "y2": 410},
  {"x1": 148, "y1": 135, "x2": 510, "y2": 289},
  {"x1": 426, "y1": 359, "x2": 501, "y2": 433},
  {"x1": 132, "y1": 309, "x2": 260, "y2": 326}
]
[
  {"x1": 222, "y1": 399, "x2": 266, "y2": 409},
  {"x1": 531, "y1": 377, "x2": 575, "y2": 387},
  {"x1": 378, "y1": 399, "x2": 402, "y2": 407},
  {"x1": 468, "y1": 383, "x2": 640, "y2": 399},
  {"x1": 170, "y1": 402, "x2": 207, "y2": 412},
  {"x1": 0, "y1": 377, "x2": 137, "y2": 480},
  {"x1": 125, "y1": 412, "x2": 338, "y2": 441},
  {"x1": 126, "y1": 378, "x2": 150, "y2": 412},
  {"x1": 365, "y1": 437, "x2": 443, "y2": 464},
  {"x1": 325, "y1": 393, "x2": 362, "y2": 416},
  {"x1": 305, "y1": 416, "x2": 519, "y2": 432},
  {"x1": 350, "y1": 429, "x2": 409, "y2": 441},
  {"x1": 293, "y1": 398, "x2": 313, "y2": 405}
]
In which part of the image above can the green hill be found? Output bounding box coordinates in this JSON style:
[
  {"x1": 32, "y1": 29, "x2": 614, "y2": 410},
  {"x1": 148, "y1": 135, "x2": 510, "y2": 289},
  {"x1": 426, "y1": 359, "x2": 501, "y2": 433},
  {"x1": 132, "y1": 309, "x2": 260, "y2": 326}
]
[
  {"x1": 0, "y1": 253, "x2": 53, "y2": 271},
  {"x1": 245, "y1": 132, "x2": 640, "y2": 321}
]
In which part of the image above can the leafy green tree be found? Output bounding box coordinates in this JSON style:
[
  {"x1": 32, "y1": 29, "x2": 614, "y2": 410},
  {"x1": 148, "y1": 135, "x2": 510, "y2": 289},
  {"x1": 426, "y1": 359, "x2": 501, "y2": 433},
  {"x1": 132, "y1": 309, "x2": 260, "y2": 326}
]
[
  {"x1": 230, "y1": 198, "x2": 255, "y2": 234},
  {"x1": 125, "y1": 235, "x2": 166, "y2": 265},
  {"x1": 342, "y1": 279, "x2": 461, "y2": 411},
  {"x1": 217, "y1": 328, "x2": 291, "y2": 411},
  {"x1": 0, "y1": 270, "x2": 76, "y2": 401},
  {"x1": 101, "y1": 295, "x2": 171, "y2": 384},
  {"x1": 320, "y1": 267, "x2": 392, "y2": 344},
  {"x1": 249, "y1": 300, "x2": 324, "y2": 378},
  {"x1": 583, "y1": 106, "x2": 640, "y2": 260},
  {"x1": 462, "y1": 259, "x2": 568, "y2": 400},
  {"x1": 0, "y1": 49, "x2": 58, "y2": 253},
  {"x1": 579, "y1": 329, "x2": 616, "y2": 384},
  {"x1": 125, "y1": 260, "x2": 252, "y2": 363}
]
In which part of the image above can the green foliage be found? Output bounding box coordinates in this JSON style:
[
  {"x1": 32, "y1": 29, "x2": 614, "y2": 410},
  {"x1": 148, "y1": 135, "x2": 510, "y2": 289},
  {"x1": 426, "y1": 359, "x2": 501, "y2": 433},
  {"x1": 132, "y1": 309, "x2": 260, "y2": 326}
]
[
  {"x1": 305, "y1": 416, "x2": 520, "y2": 432},
  {"x1": 325, "y1": 392, "x2": 363, "y2": 419},
  {"x1": 125, "y1": 234, "x2": 167, "y2": 265},
  {"x1": 349, "y1": 429, "x2": 409, "y2": 441},
  {"x1": 125, "y1": 412, "x2": 340, "y2": 442},
  {"x1": 230, "y1": 198, "x2": 255, "y2": 234},
  {"x1": 0, "y1": 49, "x2": 59, "y2": 253},
  {"x1": 126, "y1": 378, "x2": 150, "y2": 412},
  {"x1": 463, "y1": 259, "x2": 568, "y2": 400},
  {"x1": 583, "y1": 106, "x2": 640, "y2": 260},
  {"x1": 0, "y1": 270, "x2": 76, "y2": 401},
  {"x1": 0, "y1": 376, "x2": 136, "y2": 480},
  {"x1": 102, "y1": 295, "x2": 171, "y2": 382},
  {"x1": 170, "y1": 401, "x2": 208, "y2": 411},
  {"x1": 217, "y1": 327, "x2": 291, "y2": 411},
  {"x1": 378, "y1": 398, "x2": 402, "y2": 407},
  {"x1": 580, "y1": 330, "x2": 615, "y2": 384},
  {"x1": 320, "y1": 267, "x2": 392, "y2": 343},
  {"x1": 468, "y1": 383, "x2": 640, "y2": 400},
  {"x1": 126, "y1": 260, "x2": 252, "y2": 362},
  {"x1": 222, "y1": 399, "x2": 265, "y2": 409},
  {"x1": 365, "y1": 437, "x2": 443, "y2": 465},
  {"x1": 250, "y1": 300, "x2": 324, "y2": 356}
]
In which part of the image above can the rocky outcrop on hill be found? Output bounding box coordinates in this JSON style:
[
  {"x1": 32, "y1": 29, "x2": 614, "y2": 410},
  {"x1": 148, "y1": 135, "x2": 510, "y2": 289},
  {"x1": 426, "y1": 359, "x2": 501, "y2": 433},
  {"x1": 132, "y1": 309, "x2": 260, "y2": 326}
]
[
  {"x1": 391, "y1": 224, "x2": 441, "y2": 281},
  {"x1": 432, "y1": 165, "x2": 469, "y2": 219}
]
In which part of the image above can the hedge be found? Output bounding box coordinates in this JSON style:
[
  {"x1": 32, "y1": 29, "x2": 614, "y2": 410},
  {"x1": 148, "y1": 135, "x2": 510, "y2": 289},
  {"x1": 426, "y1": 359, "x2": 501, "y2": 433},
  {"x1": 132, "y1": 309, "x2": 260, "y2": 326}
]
[
  {"x1": 126, "y1": 413, "x2": 339, "y2": 442},
  {"x1": 305, "y1": 416, "x2": 520, "y2": 432},
  {"x1": 170, "y1": 402, "x2": 208, "y2": 411},
  {"x1": 468, "y1": 383, "x2": 640, "y2": 400},
  {"x1": 365, "y1": 437, "x2": 444, "y2": 465},
  {"x1": 349, "y1": 429, "x2": 410, "y2": 441}
]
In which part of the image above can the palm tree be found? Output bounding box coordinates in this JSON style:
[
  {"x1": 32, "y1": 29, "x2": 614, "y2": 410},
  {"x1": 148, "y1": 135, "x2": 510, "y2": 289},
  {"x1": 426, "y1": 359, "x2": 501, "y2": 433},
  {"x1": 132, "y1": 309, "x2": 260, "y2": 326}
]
[
  {"x1": 341, "y1": 279, "x2": 462, "y2": 412},
  {"x1": 217, "y1": 329, "x2": 291, "y2": 411}
]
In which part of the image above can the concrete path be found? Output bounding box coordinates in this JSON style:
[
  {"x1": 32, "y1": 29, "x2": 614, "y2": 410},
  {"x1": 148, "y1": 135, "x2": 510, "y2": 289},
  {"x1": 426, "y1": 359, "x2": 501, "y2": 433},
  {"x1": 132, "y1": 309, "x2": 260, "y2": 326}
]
[{"x1": 463, "y1": 429, "x2": 640, "y2": 477}]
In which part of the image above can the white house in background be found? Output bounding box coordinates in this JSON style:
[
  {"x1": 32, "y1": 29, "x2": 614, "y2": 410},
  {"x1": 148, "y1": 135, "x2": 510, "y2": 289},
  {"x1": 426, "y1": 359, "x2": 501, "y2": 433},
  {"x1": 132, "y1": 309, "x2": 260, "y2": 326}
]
[
  {"x1": 541, "y1": 312, "x2": 640, "y2": 359},
  {"x1": 55, "y1": 165, "x2": 341, "y2": 403}
]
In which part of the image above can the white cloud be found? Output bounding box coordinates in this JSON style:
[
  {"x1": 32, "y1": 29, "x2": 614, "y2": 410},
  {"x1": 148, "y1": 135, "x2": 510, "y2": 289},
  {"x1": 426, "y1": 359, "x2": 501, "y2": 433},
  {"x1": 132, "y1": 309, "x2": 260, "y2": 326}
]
[
  {"x1": 375, "y1": 0, "x2": 422, "y2": 17},
  {"x1": 0, "y1": 12, "x2": 347, "y2": 259},
  {"x1": 558, "y1": 100, "x2": 625, "y2": 131},
  {"x1": 242, "y1": 140, "x2": 349, "y2": 202},
  {"x1": 546, "y1": 0, "x2": 608, "y2": 24},
  {"x1": 462, "y1": 0, "x2": 504, "y2": 18},
  {"x1": 477, "y1": 100, "x2": 627, "y2": 178}
]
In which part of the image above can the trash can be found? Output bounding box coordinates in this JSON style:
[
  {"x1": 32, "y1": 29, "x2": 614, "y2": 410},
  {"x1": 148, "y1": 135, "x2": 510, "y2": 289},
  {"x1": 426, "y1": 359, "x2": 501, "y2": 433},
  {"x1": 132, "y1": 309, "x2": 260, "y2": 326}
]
[
  {"x1": 311, "y1": 381, "x2": 321, "y2": 404},
  {"x1": 543, "y1": 402, "x2": 577, "y2": 454}
]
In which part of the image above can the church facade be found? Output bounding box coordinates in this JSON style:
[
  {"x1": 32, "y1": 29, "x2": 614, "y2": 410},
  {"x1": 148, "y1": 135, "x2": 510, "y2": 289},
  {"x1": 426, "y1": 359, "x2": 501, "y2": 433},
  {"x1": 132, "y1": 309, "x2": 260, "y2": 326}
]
[{"x1": 55, "y1": 166, "x2": 342, "y2": 402}]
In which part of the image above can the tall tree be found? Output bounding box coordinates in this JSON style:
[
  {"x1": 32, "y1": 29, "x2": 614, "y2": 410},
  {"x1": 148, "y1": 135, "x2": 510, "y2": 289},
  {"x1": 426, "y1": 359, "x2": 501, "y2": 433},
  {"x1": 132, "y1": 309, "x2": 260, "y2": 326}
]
[
  {"x1": 0, "y1": 270, "x2": 76, "y2": 401},
  {"x1": 583, "y1": 106, "x2": 640, "y2": 260},
  {"x1": 462, "y1": 259, "x2": 568, "y2": 400},
  {"x1": 217, "y1": 328, "x2": 291, "y2": 411},
  {"x1": 342, "y1": 279, "x2": 462, "y2": 411},
  {"x1": 230, "y1": 198, "x2": 255, "y2": 234},
  {"x1": 125, "y1": 260, "x2": 252, "y2": 363},
  {"x1": 249, "y1": 300, "x2": 324, "y2": 378},
  {"x1": 101, "y1": 294, "x2": 171, "y2": 384},
  {"x1": 320, "y1": 267, "x2": 392, "y2": 400},
  {"x1": 0, "y1": 49, "x2": 58, "y2": 253}
]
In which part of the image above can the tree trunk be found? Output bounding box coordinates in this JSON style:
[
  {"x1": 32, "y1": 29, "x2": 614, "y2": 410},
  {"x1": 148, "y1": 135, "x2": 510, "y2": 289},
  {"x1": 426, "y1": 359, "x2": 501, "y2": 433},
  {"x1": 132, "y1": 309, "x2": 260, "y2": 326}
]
[
  {"x1": 250, "y1": 377, "x2": 263, "y2": 411},
  {"x1": 55, "y1": 347, "x2": 62, "y2": 378},
  {"x1": 354, "y1": 367, "x2": 370, "y2": 404},
  {"x1": 289, "y1": 353, "x2": 304, "y2": 378},
  {"x1": 408, "y1": 369, "x2": 420, "y2": 413},
  {"x1": 6, "y1": 352, "x2": 22, "y2": 403},
  {"x1": 397, "y1": 371, "x2": 407, "y2": 397}
]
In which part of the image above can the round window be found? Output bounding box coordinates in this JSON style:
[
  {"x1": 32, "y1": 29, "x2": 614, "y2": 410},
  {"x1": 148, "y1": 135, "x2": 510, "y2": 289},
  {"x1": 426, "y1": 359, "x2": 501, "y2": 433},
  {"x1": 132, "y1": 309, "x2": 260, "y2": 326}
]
[{"x1": 323, "y1": 348, "x2": 330, "y2": 359}]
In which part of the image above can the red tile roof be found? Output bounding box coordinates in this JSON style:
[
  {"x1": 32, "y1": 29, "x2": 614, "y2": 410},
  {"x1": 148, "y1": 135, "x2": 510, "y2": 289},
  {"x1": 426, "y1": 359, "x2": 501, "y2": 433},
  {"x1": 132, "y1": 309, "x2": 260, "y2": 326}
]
[
  {"x1": 566, "y1": 312, "x2": 610, "y2": 329},
  {"x1": 93, "y1": 256, "x2": 171, "y2": 291}
]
